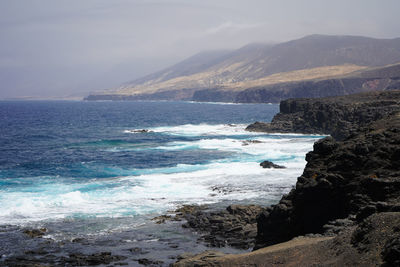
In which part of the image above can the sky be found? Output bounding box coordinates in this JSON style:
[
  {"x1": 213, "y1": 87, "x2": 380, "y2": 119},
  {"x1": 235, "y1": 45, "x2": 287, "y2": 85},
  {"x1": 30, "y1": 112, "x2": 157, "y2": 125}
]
[{"x1": 1, "y1": 0, "x2": 400, "y2": 99}]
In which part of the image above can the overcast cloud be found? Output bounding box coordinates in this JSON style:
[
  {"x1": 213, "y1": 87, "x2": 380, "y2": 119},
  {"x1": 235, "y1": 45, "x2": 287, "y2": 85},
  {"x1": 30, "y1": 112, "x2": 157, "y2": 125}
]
[{"x1": 1, "y1": 0, "x2": 400, "y2": 99}]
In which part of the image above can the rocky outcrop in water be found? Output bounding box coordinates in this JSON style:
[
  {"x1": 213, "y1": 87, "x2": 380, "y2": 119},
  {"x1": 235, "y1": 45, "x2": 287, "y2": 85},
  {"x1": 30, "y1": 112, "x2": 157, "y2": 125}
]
[
  {"x1": 260, "y1": 160, "x2": 286, "y2": 169},
  {"x1": 183, "y1": 205, "x2": 264, "y2": 249},
  {"x1": 154, "y1": 204, "x2": 264, "y2": 250},
  {"x1": 246, "y1": 90, "x2": 400, "y2": 140}
]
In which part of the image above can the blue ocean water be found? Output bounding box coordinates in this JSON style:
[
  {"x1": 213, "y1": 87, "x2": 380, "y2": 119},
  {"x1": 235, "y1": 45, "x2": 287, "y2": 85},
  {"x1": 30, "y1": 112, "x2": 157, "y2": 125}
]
[{"x1": 0, "y1": 100, "x2": 322, "y2": 263}]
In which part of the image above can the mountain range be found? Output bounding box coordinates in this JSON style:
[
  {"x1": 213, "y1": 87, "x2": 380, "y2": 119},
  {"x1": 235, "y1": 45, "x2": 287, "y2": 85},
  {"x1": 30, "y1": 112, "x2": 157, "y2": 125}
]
[{"x1": 86, "y1": 34, "x2": 400, "y2": 102}]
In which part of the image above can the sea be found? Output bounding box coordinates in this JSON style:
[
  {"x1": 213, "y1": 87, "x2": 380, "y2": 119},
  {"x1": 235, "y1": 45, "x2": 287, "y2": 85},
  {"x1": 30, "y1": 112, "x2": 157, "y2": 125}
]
[{"x1": 0, "y1": 100, "x2": 322, "y2": 265}]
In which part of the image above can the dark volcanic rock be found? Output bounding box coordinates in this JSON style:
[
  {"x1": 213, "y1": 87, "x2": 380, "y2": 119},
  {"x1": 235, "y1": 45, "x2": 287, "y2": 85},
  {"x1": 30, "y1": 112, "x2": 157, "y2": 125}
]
[
  {"x1": 152, "y1": 205, "x2": 209, "y2": 224},
  {"x1": 185, "y1": 205, "x2": 264, "y2": 249},
  {"x1": 246, "y1": 90, "x2": 400, "y2": 140},
  {"x1": 174, "y1": 90, "x2": 400, "y2": 266},
  {"x1": 260, "y1": 160, "x2": 285, "y2": 169},
  {"x1": 160, "y1": 204, "x2": 265, "y2": 249},
  {"x1": 136, "y1": 258, "x2": 164, "y2": 266},
  {"x1": 131, "y1": 129, "x2": 152, "y2": 133},
  {"x1": 382, "y1": 236, "x2": 400, "y2": 266},
  {"x1": 254, "y1": 112, "x2": 400, "y2": 249},
  {"x1": 23, "y1": 228, "x2": 47, "y2": 238},
  {"x1": 175, "y1": 213, "x2": 400, "y2": 267},
  {"x1": 62, "y1": 252, "x2": 127, "y2": 266}
]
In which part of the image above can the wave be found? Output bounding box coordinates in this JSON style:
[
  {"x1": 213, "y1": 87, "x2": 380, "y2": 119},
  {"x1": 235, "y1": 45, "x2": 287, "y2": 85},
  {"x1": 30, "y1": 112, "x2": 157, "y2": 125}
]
[
  {"x1": 124, "y1": 123, "x2": 325, "y2": 138},
  {"x1": 0, "y1": 153, "x2": 312, "y2": 225},
  {"x1": 124, "y1": 123, "x2": 256, "y2": 137},
  {"x1": 0, "y1": 122, "x2": 323, "y2": 226}
]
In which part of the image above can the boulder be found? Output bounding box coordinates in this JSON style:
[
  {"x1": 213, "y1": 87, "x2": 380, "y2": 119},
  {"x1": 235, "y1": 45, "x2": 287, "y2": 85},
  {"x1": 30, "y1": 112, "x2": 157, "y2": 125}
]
[{"x1": 260, "y1": 160, "x2": 286, "y2": 169}]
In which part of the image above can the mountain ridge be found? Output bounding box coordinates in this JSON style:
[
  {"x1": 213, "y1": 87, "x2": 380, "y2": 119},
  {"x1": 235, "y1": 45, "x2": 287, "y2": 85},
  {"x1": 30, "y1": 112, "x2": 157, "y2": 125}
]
[{"x1": 86, "y1": 34, "x2": 400, "y2": 102}]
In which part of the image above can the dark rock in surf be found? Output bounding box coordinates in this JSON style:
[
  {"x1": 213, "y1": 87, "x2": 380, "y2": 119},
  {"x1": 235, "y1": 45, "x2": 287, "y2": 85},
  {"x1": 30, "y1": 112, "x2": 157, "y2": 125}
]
[
  {"x1": 260, "y1": 160, "x2": 286, "y2": 169},
  {"x1": 242, "y1": 140, "x2": 263, "y2": 146},
  {"x1": 132, "y1": 129, "x2": 152, "y2": 133}
]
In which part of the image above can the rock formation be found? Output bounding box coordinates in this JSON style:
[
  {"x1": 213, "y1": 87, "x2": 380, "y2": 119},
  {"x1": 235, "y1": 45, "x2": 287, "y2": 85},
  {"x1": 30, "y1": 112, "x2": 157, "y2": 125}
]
[
  {"x1": 255, "y1": 113, "x2": 400, "y2": 248},
  {"x1": 246, "y1": 90, "x2": 400, "y2": 140},
  {"x1": 176, "y1": 90, "x2": 400, "y2": 266}
]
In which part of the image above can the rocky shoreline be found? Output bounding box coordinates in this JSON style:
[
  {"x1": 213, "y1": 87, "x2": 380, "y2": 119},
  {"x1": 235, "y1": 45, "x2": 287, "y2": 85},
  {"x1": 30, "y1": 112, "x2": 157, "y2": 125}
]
[
  {"x1": 175, "y1": 90, "x2": 400, "y2": 266},
  {"x1": 246, "y1": 90, "x2": 400, "y2": 140},
  {"x1": 154, "y1": 204, "x2": 265, "y2": 250}
]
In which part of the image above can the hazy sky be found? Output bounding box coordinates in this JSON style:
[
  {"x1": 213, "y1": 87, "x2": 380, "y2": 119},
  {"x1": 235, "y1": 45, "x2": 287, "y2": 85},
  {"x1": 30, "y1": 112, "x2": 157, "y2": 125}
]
[{"x1": 1, "y1": 0, "x2": 400, "y2": 99}]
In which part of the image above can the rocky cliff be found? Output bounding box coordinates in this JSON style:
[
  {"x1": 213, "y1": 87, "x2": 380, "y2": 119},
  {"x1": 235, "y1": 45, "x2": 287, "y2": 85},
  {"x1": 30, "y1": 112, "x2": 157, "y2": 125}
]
[
  {"x1": 246, "y1": 90, "x2": 400, "y2": 140},
  {"x1": 175, "y1": 90, "x2": 400, "y2": 266},
  {"x1": 235, "y1": 76, "x2": 399, "y2": 104},
  {"x1": 255, "y1": 112, "x2": 400, "y2": 246},
  {"x1": 250, "y1": 90, "x2": 400, "y2": 265},
  {"x1": 191, "y1": 76, "x2": 398, "y2": 103}
]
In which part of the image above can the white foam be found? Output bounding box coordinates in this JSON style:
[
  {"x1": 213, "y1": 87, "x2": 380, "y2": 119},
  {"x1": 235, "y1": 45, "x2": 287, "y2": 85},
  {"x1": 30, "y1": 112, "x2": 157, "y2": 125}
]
[
  {"x1": 0, "y1": 128, "x2": 322, "y2": 226},
  {"x1": 156, "y1": 136, "x2": 317, "y2": 162},
  {"x1": 125, "y1": 123, "x2": 325, "y2": 138},
  {"x1": 125, "y1": 123, "x2": 259, "y2": 137},
  {"x1": 0, "y1": 160, "x2": 309, "y2": 225}
]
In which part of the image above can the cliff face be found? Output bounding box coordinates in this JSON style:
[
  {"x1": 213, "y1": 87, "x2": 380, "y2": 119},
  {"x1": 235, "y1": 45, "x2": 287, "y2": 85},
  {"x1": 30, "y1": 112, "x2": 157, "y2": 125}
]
[
  {"x1": 255, "y1": 113, "x2": 400, "y2": 249},
  {"x1": 235, "y1": 77, "x2": 398, "y2": 103},
  {"x1": 191, "y1": 89, "x2": 238, "y2": 103},
  {"x1": 172, "y1": 92, "x2": 400, "y2": 267},
  {"x1": 191, "y1": 66, "x2": 400, "y2": 103},
  {"x1": 246, "y1": 90, "x2": 400, "y2": 140},
  {"x1": 251, "y1": 90, "x2": 400, "y2": 251}
]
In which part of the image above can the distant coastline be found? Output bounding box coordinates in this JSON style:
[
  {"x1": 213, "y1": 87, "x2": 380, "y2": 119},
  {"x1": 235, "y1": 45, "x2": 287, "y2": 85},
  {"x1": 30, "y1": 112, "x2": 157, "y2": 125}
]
[{"x1": 86, "y1": 35, "x2": 400, "y2": 104}]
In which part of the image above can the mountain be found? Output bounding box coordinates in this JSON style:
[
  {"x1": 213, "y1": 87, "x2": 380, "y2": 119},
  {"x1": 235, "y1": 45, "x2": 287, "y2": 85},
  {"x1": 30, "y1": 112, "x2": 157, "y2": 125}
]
[{"x1": 86, "y1": 35, "x2": 400, "y2": 102}]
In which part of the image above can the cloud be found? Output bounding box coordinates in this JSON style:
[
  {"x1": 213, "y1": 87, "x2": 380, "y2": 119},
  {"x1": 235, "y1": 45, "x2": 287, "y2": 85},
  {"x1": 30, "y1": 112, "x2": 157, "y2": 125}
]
[
  {"x1": 205, "y1": 21, "x2": 263, "y2": 35},
  {"x1": 1, "y1": 0, "x2": 400, "y2": 98}
]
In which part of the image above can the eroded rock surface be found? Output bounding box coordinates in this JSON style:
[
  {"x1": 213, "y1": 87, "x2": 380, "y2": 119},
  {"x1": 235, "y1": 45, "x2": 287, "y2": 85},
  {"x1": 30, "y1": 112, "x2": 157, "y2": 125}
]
[
  {"x1": 255, "y1": 113, "x2": 400, "y2": 249},
  {"x1": 155, "y1": 204, "x2": 265, "y2": 249},
  {"x1": 246, "y1": 90, "x2": 400, "y2": 140}
]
